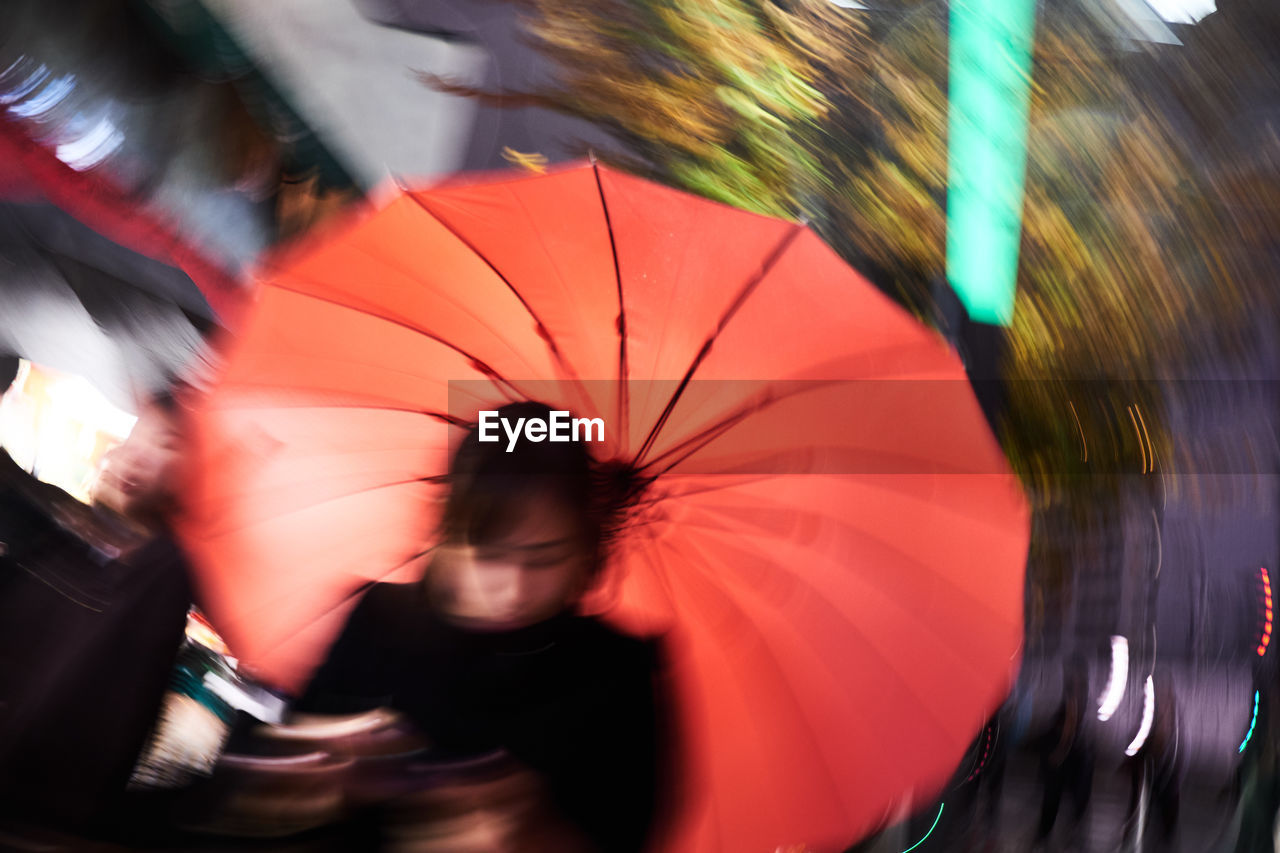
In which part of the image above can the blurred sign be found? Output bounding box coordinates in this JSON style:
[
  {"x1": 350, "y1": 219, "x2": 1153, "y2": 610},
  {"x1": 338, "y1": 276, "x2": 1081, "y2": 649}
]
[{"x1": 946, "y1": 0, "x2": 1036, "y2": 327}]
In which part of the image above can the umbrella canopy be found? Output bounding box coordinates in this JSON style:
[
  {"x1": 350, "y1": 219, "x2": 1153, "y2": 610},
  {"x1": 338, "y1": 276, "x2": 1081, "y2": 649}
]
[
  {"x1": 182, "y1": 162, "x2": 1029, "y2": 851},
  {"x1": 0, "y1": 201, "x2": 215, "y2": 407}
]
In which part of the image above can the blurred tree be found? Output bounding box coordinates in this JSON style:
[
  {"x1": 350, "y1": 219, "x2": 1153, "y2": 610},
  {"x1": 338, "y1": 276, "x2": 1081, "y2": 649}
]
[
  {"x1": 419, "y1": 0, "x2": 872, "y2": 243},
  {"x1": 423, "y1": 1, "x2": 1278, "y2": 593}
]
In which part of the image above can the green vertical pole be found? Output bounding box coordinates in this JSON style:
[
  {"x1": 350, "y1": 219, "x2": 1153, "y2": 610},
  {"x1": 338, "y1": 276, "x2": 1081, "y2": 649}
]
[{"x1": 946, "y1": 0, "x2": 1036, "y2": 327}]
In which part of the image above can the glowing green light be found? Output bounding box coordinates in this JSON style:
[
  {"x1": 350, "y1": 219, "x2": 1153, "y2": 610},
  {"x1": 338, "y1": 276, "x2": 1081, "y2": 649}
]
[
  {"x1": 1240, "y1": 690, "x2": 1260, "y2": 753},
  {"x1": 901, "y1": 803, "x2": 945, "y2": 853},
  {"x1": 946, "y1": 0, "x2": 1036, "y2": 327}
]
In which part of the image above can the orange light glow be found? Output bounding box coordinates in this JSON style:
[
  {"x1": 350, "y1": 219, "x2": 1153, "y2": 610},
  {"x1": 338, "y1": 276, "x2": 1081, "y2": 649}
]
[{"x1": 1258, "y1": 568, "x2": 1272, "y2": 657}]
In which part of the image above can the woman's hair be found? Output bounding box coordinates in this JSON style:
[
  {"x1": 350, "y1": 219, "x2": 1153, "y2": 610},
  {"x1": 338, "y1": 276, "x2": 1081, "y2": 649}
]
[
  {"x1": 0, "y1": 356, "x2": 19, "y2": 392},
  {"x1": 441, "y1": 401, "x2": 605, "y2": 575}
]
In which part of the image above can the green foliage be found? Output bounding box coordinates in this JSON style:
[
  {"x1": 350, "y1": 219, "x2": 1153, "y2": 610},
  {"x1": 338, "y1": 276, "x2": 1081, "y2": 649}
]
[{"x1": 428, "y1": 0, "x2": 1275, "y2": 522}]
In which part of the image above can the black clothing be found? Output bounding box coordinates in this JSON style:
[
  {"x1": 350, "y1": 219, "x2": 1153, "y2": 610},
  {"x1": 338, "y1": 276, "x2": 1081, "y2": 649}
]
[
  {"x1": 0, "y1": 450, "x2": 192, "y2": 834},
  {"x1": 1126, "y1": 706, "x2": 1181, "y2": 851},
  {"x1": 1034, "y1": 694, "x2": 1094, "y2": 843},
  {"x1": 297, "y1": 582, "x2": 667, "y2": 853},
  {"x1": 1037, "y1": 748, "x2": 1094, "y2": 841}
]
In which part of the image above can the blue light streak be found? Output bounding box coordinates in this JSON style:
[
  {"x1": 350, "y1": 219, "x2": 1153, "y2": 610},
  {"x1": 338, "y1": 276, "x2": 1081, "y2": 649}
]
[
  {"x1": 1240, "y1": 690, "x2": 1260, "y2": 754},
  {"x1": 901, "y1": 803, "x2": 945, "y2": 853}
]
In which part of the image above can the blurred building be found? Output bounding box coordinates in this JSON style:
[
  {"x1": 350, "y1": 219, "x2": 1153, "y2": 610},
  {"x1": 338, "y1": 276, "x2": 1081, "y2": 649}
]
[{"x1": 0, "y1": 0, "x2": 346, "y2": 404}]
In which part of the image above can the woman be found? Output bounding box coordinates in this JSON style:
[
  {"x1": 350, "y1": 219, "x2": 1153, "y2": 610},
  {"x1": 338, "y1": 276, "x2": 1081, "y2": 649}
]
[
  {"x1": 296, "y1": 401, "x2": 671, "y2": 852},
  {"x1": 0, "y1": 385, "x2": 196, "y2": 840},
  {"x1": 1034, "y1": 663, "x2": 1094, "y2": 850}
]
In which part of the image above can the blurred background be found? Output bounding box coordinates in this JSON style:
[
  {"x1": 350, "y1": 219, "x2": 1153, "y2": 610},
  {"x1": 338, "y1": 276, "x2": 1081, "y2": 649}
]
[{"x1": 1, "y1": 0, "x2": 1278, "y2": 850}]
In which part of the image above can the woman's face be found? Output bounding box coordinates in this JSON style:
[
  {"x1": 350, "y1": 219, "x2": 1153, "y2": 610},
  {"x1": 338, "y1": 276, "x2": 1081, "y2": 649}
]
[{"x1": 432, "y1": 497, "x2": 591, "y2": 631}]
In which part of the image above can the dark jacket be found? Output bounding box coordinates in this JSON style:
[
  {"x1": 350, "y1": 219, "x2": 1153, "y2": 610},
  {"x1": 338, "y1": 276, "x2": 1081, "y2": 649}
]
[
  {"x1": 0, "y1": 450, "x2": 192, "y2": 834},
  {"x1": 298, "y1": 581, "x2": 669, "y2": 853}
]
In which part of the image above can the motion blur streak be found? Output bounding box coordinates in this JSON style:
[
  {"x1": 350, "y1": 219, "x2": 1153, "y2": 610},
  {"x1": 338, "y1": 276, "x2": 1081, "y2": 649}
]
[
  {"x1": 1125, "y1": 676, "x2": 1156, "y2": 756},
  {"x1": 1238, "y1": 690, "x2": 1259, "y2": 753},
  {"x1": 1097, "y1": 635, "x2": 1129, "y2": 721}
]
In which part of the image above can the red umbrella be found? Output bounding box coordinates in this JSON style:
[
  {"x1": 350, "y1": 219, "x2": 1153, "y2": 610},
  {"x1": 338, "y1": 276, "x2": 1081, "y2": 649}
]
[{"x1": 181, "y1": 162, "x2": 1028, "y2": 851}]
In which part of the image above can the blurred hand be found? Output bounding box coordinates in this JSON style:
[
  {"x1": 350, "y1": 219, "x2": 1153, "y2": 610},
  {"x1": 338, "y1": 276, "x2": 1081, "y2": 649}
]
[{"x1": 385, "y1": 764, "x2": 594, "y2": 853}]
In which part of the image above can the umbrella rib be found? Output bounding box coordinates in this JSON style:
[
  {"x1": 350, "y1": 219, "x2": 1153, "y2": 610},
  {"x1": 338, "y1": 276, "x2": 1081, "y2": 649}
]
[
  {"x1": 217, "y1": 343, "x2": 482, "y2": 419},
  {"x1": 656, "y1": 472, "x2": 1021, "y2": 544},
  {"x1": 267, "y1": 280, "x2": 525, "y2": 400},
  {"x1": 634, "y1": 223, "x2": 805, "y2": 466},
  {"x1": 604, "y1": 525, "x2": 681, "y2": 625},
  {"x1": 260, "y1": 577, "x2": 377, "y2": 668},
  {"x1": 629, "y1": 475, "x2": 778, "y2": 506},
  {"x1": 591, "y1": 161, "x2": 629, "y2": 442},
  {"x1": 645, "y1": 399, "x2": 994, "y2": 480},
  {"x1": 672, "y1": 498, "x2": 1019, "y2": 627},
  {"x1": 4, "y1": 204, "x2": 214, "y2": 319},
  {"x1": 664, "y1": 571, "x2": 795, "y2": 844},
  {"x1": 640, "y1": 340, "x2": 955, "y2": 474},
  {"x1": 199, "y1": 475, "x2": 447, "y2": 538},
  {"x1": 41, "y1": 247, "x2": 211, "y2": 326},
  {"x1": 206, "y1": 381, "x2": 473, "y2": 425},
  {"x1": 244, "y1": 544, "x2": 439, "y2": 671},
  {"x1": 400, "y1": 188, "x2": 589, "y2": 390},
  {"x1": 644, "y1": 398, "x2": 770, "y2": 478},
  {"x1": 669, "y1": 537, "x2": 860, "y2": 825},
  {"x1": 678, "y1": 525, "x2": 981, "y2": 753},
  {"x1": 641, "y1": 378, "x2": 850, "y2": 477},
  {"x1": 310, "y1": 238, "x2": 555, "y2": 381}
]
